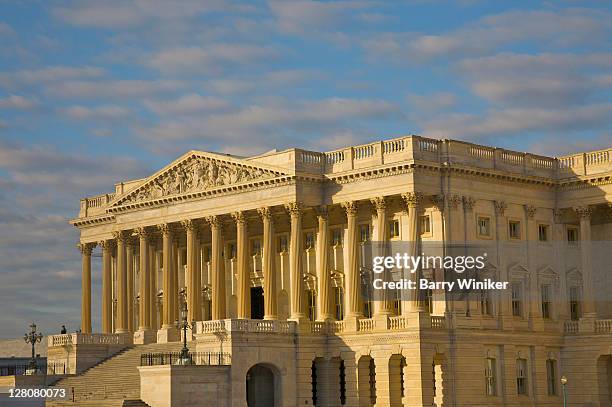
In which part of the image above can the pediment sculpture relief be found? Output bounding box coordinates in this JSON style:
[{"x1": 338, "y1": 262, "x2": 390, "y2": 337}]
[{"x1": 123, "y1": 157, "x2": 278, "y2": 204}]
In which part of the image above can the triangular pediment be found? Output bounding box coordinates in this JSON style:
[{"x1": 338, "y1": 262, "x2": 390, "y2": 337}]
[{"x1": 111, "y1": 150, "x2": 292, "y2": 207}]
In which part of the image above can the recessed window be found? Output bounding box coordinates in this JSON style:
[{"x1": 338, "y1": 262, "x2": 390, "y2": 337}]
[
  {"x1": 304, "y1": 232, "x2": 315, "y2": 250},
  {"x1": 388, "y1": 220, "x2": 400, "y2": 239},
  {"x1": 569, "y1": 286, "x2": 581, "y2": 321},
  {"x1": 516, "y1": 358, "x2": 528, "y2": 395},
  {"x1": 567, "y1": 227, "x2": 578, "y2": 244},
  {"x1": 478, "y1": 216, "x2": 491, "y2": 237},
  {"x1": 307, "y1": 290, "x2": 316, "y2": 321},
  {"x1": 541, "y1": 285, "x2": 551, "y2": 319},
  {"x1": 359, "y1": 224, "x2": 370, "y2": 243},
  {"x1": 538, "y1": 224, "x2": 549, "y2": 242},
  {"x1": 278, "y1": 235, "x2": 288, "y2": 253},
  {"x1": 485, "y1": 357, "x2": 497, "y2": 396},
  {"x1": 227, "y1": 242, "x2": 236, "y2": 259},
  {"x1": 420, "y1": 215, "x2": 431, "y2": 235},
  {"x1": 334, "y1": 286, "x2": 344, "y2": 320},
  {"x1": 508, "y1": 220, "x2": 521, "y2": 239},
  {"x1": 546, "y1": 359, "x2": 557, "y2": 396},
  {"x1": 251, "y1": 239, "x2": 261, "y2": 256},
  {"x1": 511, "y1": 282, "x2": 522, "y2": 317},
  {"x1": 481, "y1": 289, "x2": 492, "y2": 316},
  {"x1": 331, "y1": 229, "x2": 343, "y2": 246}
]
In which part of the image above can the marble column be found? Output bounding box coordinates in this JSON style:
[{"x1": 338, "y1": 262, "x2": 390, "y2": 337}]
[
  {"x1": 208, "y1": 215, "x2": 227, "y2": 320},
  {"x1": 100, "y1": 239, "x2": 114, "y2": 334},
  {"x1": 286, "y1": 202, "x2": 306, "y2": 320},
  {"x1": 576, "y1": 206, "x2": 595, "y2": 317},
  {"x1": 371, "y1": 196, "x2": 391, "y2": 317},
  {"x1": 79, "y1": 242, "x2": 95, "y2": 334},
  {"x1": 126, "y1": 237, "x2": 135, "y2": 332},
  {"x1": 233, "y1": 211, "x2": 250, "y2": 319},
  {"x1": 342, "y1": 201, "x2": 362, "y2": 318},
  {"x1": 401, "y1": 192, "x2": 422, "y2": 313},
  {"x1": 182, "y1": 219, "x2": 200, "y2": 322},
  {"x1": 113, "y1": 231, "x2": 128, "y2": 334},
  {"x1": 259, "y1": 207, "x2": 278, "y2": 320},
  {"x1": 148, "y1": 238, "x2": 158, "y2": 329},
  {"x1": 316, "y1": 206, "x2": 333, "y2": 321},
  {"x1": 159, "y1": 224, "x2": 174, "y2": 328},
  {"x1": 136, "y1": 228, "x2": 150, "y2": 330},
  {"x1": 494, "y1": 200, "x2": 510, "y2": 327}
]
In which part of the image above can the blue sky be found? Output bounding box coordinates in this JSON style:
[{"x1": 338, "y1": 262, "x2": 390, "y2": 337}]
[{"x1": 0, "y1": 0, "x2": 611, "y2": 338}]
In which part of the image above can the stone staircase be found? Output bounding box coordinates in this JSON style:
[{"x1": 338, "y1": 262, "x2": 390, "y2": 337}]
[{"x1": 46, "y1": 342, "x2": 183, "y2": 406}]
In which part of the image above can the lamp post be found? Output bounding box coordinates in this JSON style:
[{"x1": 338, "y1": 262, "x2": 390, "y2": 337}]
[
  {"x1": 561, "y1": 375, "x2": 567, "y2": 407},
  {"x1": 176, "y1": 290, "x2": 195, "y2": 365},
  {"x1": 23, "y1": 322, "x2": 43, "y2": 374}
]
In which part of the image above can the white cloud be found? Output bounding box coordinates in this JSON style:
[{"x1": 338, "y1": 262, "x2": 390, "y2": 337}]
[
  {"x1": 0, "y1": 66, "x2": 105, "y2": 87},
  {"x1": 53, "y1": 0, "x2": 229, "y2": 28},
  {"x1": 209, "y1": 69, "x2": 321, "y2": 94},
  {"x1": 144, "y1": 94, "x2": 230, "y2": 116},
  {"x1": 364, "y1": 9, "x2": 611, "y2": 62},
  {"x1": 0, "y1": 22, "x2": 15, "y2": 37},
  {"x1": 146, "y1": 44, "x2": 277, "y2": 74},
  {"x1": 63, "y1": 105, "x2": 130, "y2": 120},
  {"x1": 45, "y1": 79, "x2": 184, "y2": 99},
  {"x1": 407, "y1": 92, "x2": 456, "y2": 114},
  {"x1": 0, "y1": 95, "x2": 38, "y2": 110}
]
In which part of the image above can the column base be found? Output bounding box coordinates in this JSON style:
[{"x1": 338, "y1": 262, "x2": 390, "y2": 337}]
[
  {"x1": 157, "y1": 326, "x2": 180, "y2": 343},
  {"x1": 134, "y1": 329, "x2": 157, "y2": 344}
]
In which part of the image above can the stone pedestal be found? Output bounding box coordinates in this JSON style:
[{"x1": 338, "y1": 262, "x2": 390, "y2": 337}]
[
  {"x1": 157, "y1": 326, "x2": 180, "y2": 343},
  {"x1": 134, "y1": 329, "x2": 157, "y2": 344}
]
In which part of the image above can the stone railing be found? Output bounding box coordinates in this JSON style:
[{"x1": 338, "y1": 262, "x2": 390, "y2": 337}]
[
  {"x1": 431, "y1": 316, "x2": 446, "y2": 329},
  {"x1": 79, "y1": 193, "x2": 116, "y2": 217},
  {"x1": 358, "y1": 318, "x2": 375, "y2": 332},
  {"x1": 595, "y1": 319, "x2": 612, "y2": 333},
  {"x1": 196, "y1": 319, "x2": 296, "y2": 335},
  {"x1": 389, "y1": 316, "x2": 408, "y2": 330},
  {"x1": 333, "y1": 320, "x2": 345, "y2": 333},
  {"x1": 564, "y1": 321, "x2": 579, "y2": 334},
  {"x1": 48, "y1": 333, "x2": 132, "y2": 347}
]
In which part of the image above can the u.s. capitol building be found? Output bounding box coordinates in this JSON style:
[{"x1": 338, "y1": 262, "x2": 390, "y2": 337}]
[{"x1": 44, "y1": 135, "x2": 612, "y2": 406}]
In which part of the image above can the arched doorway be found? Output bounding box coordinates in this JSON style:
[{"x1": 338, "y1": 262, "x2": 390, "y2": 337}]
[{"x1": 247, "y1": 364, "x2": 277, "y2": 406}]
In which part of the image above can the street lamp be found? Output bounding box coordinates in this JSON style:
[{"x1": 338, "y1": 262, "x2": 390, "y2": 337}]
[
  {"x1": 23, "y1": 322, "x2": 43, "y2": 374},
  {"x1": 561, "y1": 375, "x2": 568, "y2": 407},
  {"x1": 175, "y1": 291, "x2": 195, "y2": 365}
]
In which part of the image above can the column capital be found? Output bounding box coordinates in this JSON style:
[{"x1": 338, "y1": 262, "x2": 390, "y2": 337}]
[
  {"x1": 157, "y1": 223, "x2": 173, "y2": 237},
  {"x1": 232, "y1": 211, "x2": 247, "y2": 225},
  {"x1": 98, "y1": 239, "x2": 116, "y2": 251},
  {"x1": 432, "y1": 194, "x2": 446, "y2": 212},
  {"x1": 180, "y1": 219, "x2": 198, "y2": 232},
  {"x1": 257, "y1": 207, "x2": 273, "y2": 221},
  {"x1": 135, "y1": 227, "x2": 151, "y2": 240},
  {"x1": 206, "y1": 215, "x2": 223, "y2": 229},
  {"x1": 447, "y1": 194, "x2": 462, "y2": 210},
  {"x1": 401, "y1": 192, "x2": 422, "y2": 210},
  {"x1": 315, "y1": 205, "x2": 329, "y2": 220},
  {"x1": 575, "y1": 206, "x2": 592, "y2": 220},
  {"x1": 284, "y1": 201, "x2": 303, "y2": 217},
  {"x1": 524, "y1": 205, "x2": 537, "y2": 218},
  {"x1": 370, "y1": 196, "x2": 387, "y2": 215},
  {"x1": 462, "y1": 196, "x2": 475, "y2": 211},
  {"x1": 341, "y1": 201, "x2": 358, "y2": 217},
  {"x1": 494, "y1": 200, "x2": 507, "y2": 216},
  {"x1": 112, "y1": 230, "x2": 130, "y2": 242},
  {"x1": 78, "y1": 242, "x2": 95, "y2": 255}
]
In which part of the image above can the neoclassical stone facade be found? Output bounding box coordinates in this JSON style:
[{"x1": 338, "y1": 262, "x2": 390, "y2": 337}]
[{"x1": 61, "y1": 136, "x2": 612, "y2": 406}]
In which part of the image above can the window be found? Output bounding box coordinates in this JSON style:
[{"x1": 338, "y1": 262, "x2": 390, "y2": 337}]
[
  {"x1": 392, "y1": 290, "x2": 401, "y2": 316},
  {"x1": 205, "y1": 246, "x2": 212, "y2": 262},
  {"x1": 334, "y1": 287, "x2": 344, "y2": 320},
  {"x1": 424, "y1": 288, "x2": 433, "y2": 314},
  {"x1": 509, "y1": 220, "x2": 521, "y2": 239},
  {"x1": 546, "y1": 359, "x2": 557, "y2": 396},
  {"x1": 251, "y1": 239, "x2": 261, "y2": 256},
  {"x1": 388, "y1": 220, "x2": 400, "y2": 239},
  {"x1": 304, "y1": 232, "x2": 315, "y2": 250},
  {"x1": 512, "y1": 282, "x2": 522, "y2": 317},
  {"x1": 307, "y1": 290, "x2": 316, "y2": 321},
  {"x1": 278, "y1": 235, "x2": 288, "y2": 253},
  {"x1": 569, "y1": 286, "x2": 581, "y2": 320},
  {"x1": 227, "y1": 243, "x2": 236, "y2": 259},
  {"x1": 332, "y1": 229, "x2": 343, "y2": 246},
  {"x1": 478, "y1": 216, "x2": 491, "y2": 237},
  {"x1": 485, "y1": 358, "x2": 497, "y2": 396},
  {"x1": 359, "y1": 224, "x2": 370, "y2": 243},
  {"x1": 567, "y1": 227, "x2": 578, "y2": 244},
  {"x1": 481, "y1": 289, "x2": 493, "y2": 316},
  {"x1": 364, "y1": 300, "x2": 372, "y2": 318},
  {"x1": 541, "y1": 285, "x2": 551, "y2": 319},
  {"x1": 516, "y1": 358, "x2": 528, "y2": 395},
  {"x1": 420, "y1": 215, "x2": 431, "y2": 235},
  {"x1": 538, "y1": 224, "x2": 549, "y2": 242}
]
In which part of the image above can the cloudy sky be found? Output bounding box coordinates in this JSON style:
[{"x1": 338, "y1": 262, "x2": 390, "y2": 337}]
[{"x1": 0, "y1": 1, "x2": 611, "y2": 338}]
